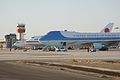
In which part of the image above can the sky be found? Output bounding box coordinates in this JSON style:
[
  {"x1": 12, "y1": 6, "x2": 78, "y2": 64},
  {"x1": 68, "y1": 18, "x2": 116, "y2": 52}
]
[{"x1": 0, "y1": 0, "x2": 120, "y2": 39}]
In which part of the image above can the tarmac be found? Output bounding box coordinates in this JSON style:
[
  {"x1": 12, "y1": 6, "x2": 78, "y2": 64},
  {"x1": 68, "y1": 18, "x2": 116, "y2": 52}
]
[
  {"x1": 0, "y1": 48, "x2": 120, "y2": 78},
  {"x1": 0, "y1": 61, "x2": 111, "y2": 80},
  {"x1": 25, "y1": 61, "x2": 120, "y2": 77}
]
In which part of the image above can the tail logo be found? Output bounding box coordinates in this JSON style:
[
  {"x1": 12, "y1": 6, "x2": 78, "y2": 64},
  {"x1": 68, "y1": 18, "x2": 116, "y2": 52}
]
[{"x1": 104, "y1": 28, "x2": 110, "y2": 32}]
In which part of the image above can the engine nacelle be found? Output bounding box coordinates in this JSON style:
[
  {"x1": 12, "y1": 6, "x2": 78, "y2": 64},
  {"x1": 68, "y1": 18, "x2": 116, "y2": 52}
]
[{"x1": 93, "y1": 43, "x2": 104, "y2": 49}]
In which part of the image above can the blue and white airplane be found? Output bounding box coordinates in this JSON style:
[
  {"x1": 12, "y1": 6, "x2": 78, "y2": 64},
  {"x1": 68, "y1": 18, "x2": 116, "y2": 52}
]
[
  {"x1": 14, "y1": 23, "x2": 120, "y2": 51},
  {"x1": 39, "y1": 23, "x2": 120, "y2": 51}
]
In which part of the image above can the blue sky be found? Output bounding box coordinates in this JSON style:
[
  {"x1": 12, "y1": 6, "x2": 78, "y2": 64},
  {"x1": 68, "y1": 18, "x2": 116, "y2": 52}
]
[{"x1": 0, "y1": 0, "x2": 120, "y2": 39}]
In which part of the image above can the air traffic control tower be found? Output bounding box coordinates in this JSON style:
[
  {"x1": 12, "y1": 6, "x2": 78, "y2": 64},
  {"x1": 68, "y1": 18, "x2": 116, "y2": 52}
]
[{"x1": 16, "y1": 24, "x2": 26, "y2": 40}]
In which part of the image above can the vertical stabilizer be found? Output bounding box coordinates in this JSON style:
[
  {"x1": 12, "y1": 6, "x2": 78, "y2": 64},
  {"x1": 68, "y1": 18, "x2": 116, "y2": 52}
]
[{"x1": 100, "y1": 23, "x2": 114, "y2": 33}]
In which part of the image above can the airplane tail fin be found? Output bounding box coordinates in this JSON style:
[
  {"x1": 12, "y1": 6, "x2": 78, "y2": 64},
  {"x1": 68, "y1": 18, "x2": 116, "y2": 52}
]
[{"x1": 100, "y1": 23, "x2": 114, "y2": 33}]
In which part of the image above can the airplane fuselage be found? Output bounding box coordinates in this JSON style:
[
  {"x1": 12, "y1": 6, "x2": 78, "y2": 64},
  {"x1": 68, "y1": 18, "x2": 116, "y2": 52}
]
[
  {"x1": 40, "y1": 31, "x2": 120, "y2": 42},
  {"x1": 39, "y1": 31, "x2": 120, "y2": 49}
]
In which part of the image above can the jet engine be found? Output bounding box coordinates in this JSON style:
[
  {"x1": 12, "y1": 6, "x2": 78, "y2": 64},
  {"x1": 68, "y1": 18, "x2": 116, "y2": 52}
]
[
  {"x1": 93, "y1": 43, "x2": 104, "y2": 49},
  {"x1": 92, "y1": 43, "x2": 108, "y2": 51}
]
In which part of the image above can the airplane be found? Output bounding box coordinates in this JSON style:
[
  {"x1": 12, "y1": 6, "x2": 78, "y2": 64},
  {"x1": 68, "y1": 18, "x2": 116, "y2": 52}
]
[
  {"x1": 14, "y1": 23, "x2": 116, "y2": 51},
  {"x1": 13, "y1": 36, "x2": 45, "y2": 49},
  {"x1": 38, "y1": 23, "x2": 120, "y2": 51}
]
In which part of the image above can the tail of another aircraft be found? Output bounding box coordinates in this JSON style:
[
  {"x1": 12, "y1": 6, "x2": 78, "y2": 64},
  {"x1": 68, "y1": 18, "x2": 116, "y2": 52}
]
[{"x1": 100, "y1": 23, "x2": 114, "y2": 33}]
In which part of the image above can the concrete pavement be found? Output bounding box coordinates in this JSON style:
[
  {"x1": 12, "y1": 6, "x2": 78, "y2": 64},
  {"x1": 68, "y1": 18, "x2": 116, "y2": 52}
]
[
  {"x1": 0, "y1": 50, "x2": 120, "y2": 61},
  {"x1": 0, "y1": 49, "x2": 120, "y2": 79},
  {"x1": 0, "y1": 62, "x2": 110, "y2": 80}
]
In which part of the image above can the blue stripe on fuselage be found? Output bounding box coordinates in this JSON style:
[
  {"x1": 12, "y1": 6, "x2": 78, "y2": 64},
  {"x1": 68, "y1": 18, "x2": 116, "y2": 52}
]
[{"x1": 40, "y1": 31, "x2": 66, "y2": 40}]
